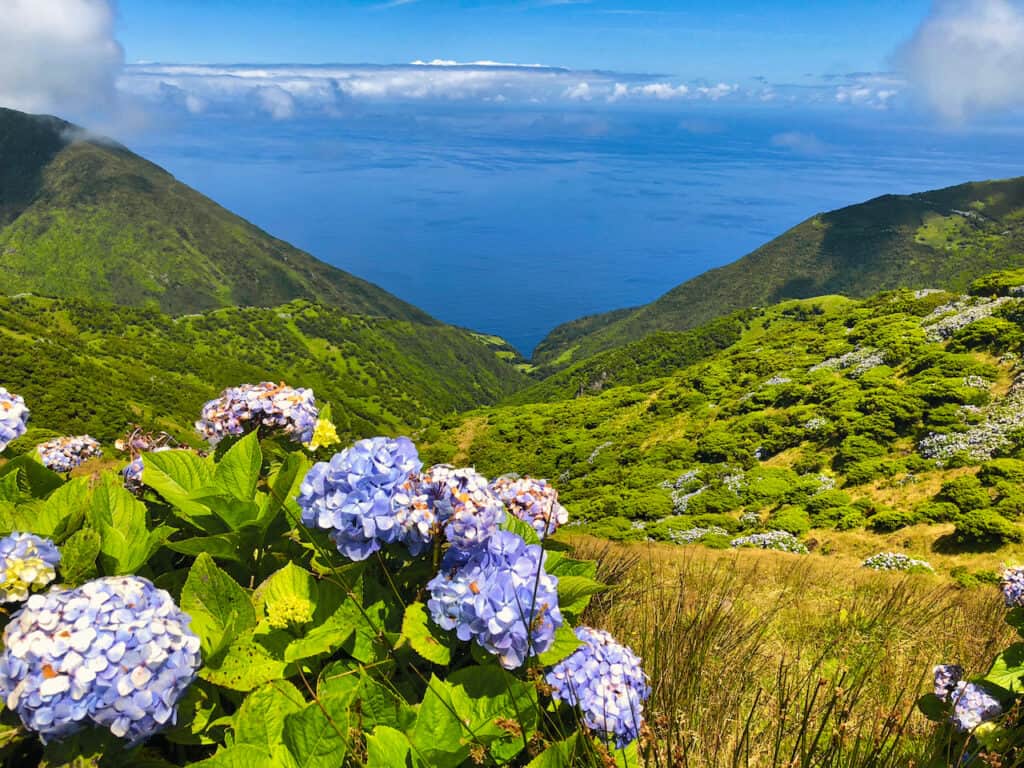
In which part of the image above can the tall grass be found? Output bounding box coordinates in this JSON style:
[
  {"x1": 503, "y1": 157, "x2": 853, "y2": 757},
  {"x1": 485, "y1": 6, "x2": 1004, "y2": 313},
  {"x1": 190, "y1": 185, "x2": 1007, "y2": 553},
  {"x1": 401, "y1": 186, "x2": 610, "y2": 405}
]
[{"x1": 571, "y1": 538, "x2": 1013, "y2": 767}]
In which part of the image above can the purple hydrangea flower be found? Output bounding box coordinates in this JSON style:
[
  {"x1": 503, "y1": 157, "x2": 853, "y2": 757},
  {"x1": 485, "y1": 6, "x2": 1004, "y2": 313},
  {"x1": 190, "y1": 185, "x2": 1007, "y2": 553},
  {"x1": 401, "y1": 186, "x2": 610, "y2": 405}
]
[
  {"x1": 427, "y1": 530, "x2": 562, "y2": 669},
  {"x1": 490, "y1": 475, "x2": 569, "y2": 538},
  {"x1": 546, "y1": 626, "x2": 651, "y2": 748},
  {"x1": 298, "y1": 436, "x2": 424, "y2": 560},
  {"x1": 0, "y1": 533, "x2": 60, "y2": 604},
  {"x1": 417, "y1": 465, "x2": 506, "y2": 551},
  {"x1": 195, "y1": 382, "x2": 318, "y2": 446},
  {"x1": 1001, "y1": 566, "x2": 1024, "y2": 608},
  {"x1": 0, "y1": 576, "x2": 201, "y2": 743},
  {"x1": 0, "y1": 388, "x2": 29, "y2": 452},
  {"x1": 950, "y1": 682, "x2": 1002, "y2": 732},
  {"x1": 933, "y1": 664, "x2": 964, "y2": 702},
  {"x1": 36, "y1": 436, "x2": 102, "y2": 474},
  {"x1": 121, "y1": 457, "x2": 145, "y2": 492}
]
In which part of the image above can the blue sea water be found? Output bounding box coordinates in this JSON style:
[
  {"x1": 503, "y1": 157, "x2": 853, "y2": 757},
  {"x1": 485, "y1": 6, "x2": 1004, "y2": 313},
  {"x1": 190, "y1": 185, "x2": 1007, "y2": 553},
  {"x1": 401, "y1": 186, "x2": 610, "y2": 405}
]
[{"x1": 129, "y1": 106, "x2": 1024, "y2": 354}]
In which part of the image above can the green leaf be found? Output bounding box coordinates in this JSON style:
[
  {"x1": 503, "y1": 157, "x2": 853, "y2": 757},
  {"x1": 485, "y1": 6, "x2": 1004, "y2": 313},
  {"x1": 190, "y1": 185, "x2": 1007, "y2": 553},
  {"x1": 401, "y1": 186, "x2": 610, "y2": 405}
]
[
  {"x1": 35, "y1": 476, "x2": 92, "y2": 538},
  {"x1": 191, "y1": 744, "x2": 281, "y2": 768},
  {"x1": 409, "y1": 676, "x2": 468, "y2": 765},
  {"x1": 526, "y1": 734, "x2": 581, "y2": 768},
  {"x1": 503, "y1": 514, "x2": 541, "y2": 546},
  {"x1": 366, "y1": 726, "x2": 413, "y2": 768},
  {"x1": 261, "y1": 452, "x2": 308, "y2": 530},
  {"x1": 199, "y1": 635, "x2": 289, "y2": 692},
  {"x1": 144, "y1": 450, "x2": 220, "y2": 527},
  {"x1": 546, "y1": 553, "x2": 597, "y2": 579},
  {"x1": 537, "y1": 623, "x2": 582, "y2": 667},
  {"x1": 165, "y1": 533, "x2": 246, "y2": 562},
  {"x1": 190, "y1": 493, "x2": 262, "y2": 531},
  {"x1": 916, "y1": 693, "x2": 947, "y2": 722},
  {"x1": 401, "y1": 602, "x2": 451, "y2": 665},
  {"x1": 214, "y1": 431, "x2": 262, "y2": 501},
  {"x1": 234, "y1": 681, "x2": 306, "y2": 753},
  {"x1": 0, "y1": 455, "x2": 63, "y2": 498},
  {"x1": 282, "y1": 700, "x2": 349, "y2": 768},
  {"x1": 985, "y1": 642, "x2": 1024, "y2": 693},
  {"x1": 181, "y1": 553, "x2": 256, "y2": 659},
  {"x1": 91, "y1": 475, "x2": 165, "y2": 574},
  {"x1": 58, "y1": 527, "x2": 101, "y2": 585},
  {"x1": 0, "y1": 473, "x2": 21, "y2": 504},
  {"x1": 555, "y1": 575, "x2": 606, "y2": 620},
  {"x1": 356, "y1": 674, "x2": 417, "y2": 733}
]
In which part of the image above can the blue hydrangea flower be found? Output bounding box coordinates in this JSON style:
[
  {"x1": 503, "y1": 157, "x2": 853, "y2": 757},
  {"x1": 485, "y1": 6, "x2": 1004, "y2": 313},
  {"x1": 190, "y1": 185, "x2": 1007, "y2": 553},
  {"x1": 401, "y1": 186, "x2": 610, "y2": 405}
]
[
  {"x1": 0, "y1": 576, "x2": 201, "y2": 743},
  {"x1": 0, "y1": 388, "x2": 29, "y2": 453},
  {"x1": 427, "y1": 530, "x2": 562, "y2": 669},
  {"x1": 1001, "y1": 566, "x2": 1024, "y2": 607},
  {"x1": 195, "y1": 382, "x2": 318, "y2": 446},
  {"x1": 730, "y1": 530, "x2": 809, "y2": 554},
  {"x1": 933, "y1": 664, "x2": 964, "y2": 701},
  {"x1": 417, "y1": 465, "x2": 506, "y2": 551},
  {"x1": 298, "y1": 436, "x2": 424, "y2": 560},
  {"x1": 862, "y1": 553, "x2": 933, "y2": 572},
  {"x1": 950, "y1": 682, "x2": 1002, "y2": 732},
  {"x1": 36, "y1": 436, "x2": 102, "y2": 474},
  {"x1": 545, "y1": 625, "x2": 651, "y2": 748},
  {"x1": 0, "y1": 533, "x2": 60, "y2": 603},
  {"x1": 490, "y1": 475, "x2": 569, "y2": 538},
  {"x1": 121, "y1": 457, "x2": 145, "y2": 492}
]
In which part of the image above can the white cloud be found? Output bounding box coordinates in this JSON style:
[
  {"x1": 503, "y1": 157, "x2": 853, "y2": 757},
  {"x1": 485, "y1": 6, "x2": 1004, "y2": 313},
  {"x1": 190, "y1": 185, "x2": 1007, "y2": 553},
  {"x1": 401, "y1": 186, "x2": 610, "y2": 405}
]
[
  {"x1": 899, "y1": 0, "x2": 1024, "y2": 119},
  {"x1": 0, "y1": 0, "x2": 123, "y2": 115},
  {"x1": 563, "y1": 82, "x2": 593, "y2": 101},
  {"x1": 635, "y1": 82, "x2": 690, "y2": 100}
]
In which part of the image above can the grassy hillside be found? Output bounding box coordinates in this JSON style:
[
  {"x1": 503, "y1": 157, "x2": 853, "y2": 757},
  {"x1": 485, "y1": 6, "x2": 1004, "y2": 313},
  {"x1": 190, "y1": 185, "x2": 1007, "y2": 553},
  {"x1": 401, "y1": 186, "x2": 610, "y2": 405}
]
[
  {"x1": 0, "y1": 107, "x2": 432, "y2": 321},
  {"x1": 423, "y1": 274, "x2": 1024, "y2": 574},
  {"x1": 535, "y1": 177, "x2": 1024, "y2": 366},
  {"x1": 0, "y1": 294, "x2": 526, "y2": 444}
]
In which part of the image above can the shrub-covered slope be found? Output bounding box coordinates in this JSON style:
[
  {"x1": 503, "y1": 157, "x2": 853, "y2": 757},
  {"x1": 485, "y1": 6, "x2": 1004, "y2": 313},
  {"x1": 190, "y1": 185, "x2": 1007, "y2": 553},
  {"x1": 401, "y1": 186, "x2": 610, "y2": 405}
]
[
  {"x1": 535, "y1": 177, "x2": 1024, "y2": 366},
  {"x1": 424, "y1": 274, "x2": 1024, "y2": 550},
  {"x1": 0, "y1": 295, "x2": 526, "y2": 443},
  {"x1": 0, "y1": 107, "x2": 431, "y2": 321}
]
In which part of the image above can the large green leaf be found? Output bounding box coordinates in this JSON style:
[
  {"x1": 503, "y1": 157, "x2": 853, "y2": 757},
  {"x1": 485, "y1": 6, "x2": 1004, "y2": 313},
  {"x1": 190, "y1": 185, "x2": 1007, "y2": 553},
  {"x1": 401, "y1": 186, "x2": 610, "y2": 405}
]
[
  {"x1": 526, "y1": 735, "x2": 581, "y2": 768},
  {"x1": 199, "y1": 635, "x2": 289, "y2": 692},
  {"x1": 144, "y1": 450, "x2": 220, "y2": 527},
  {"x1": 233, "y1": 681, "x2": 305, "y2": 753},
  {"x1": 181, "y1": 553, "x2": 256, "y2": 659},
  {"x1": 409, "y1": 676, "x2": 469, "y2": 765},
  {"x1": 401, "y1": 602, "x2": 452, "y2": 665},
  {"x1": 213, "y1": 431, "x2": 262, "y2": 501},
  {"x1": 282, "y1": 700, "x2": 349, "y2": 768},
  {"x1": 261, "y1": 451, "x2": 308, "y2": 530},
  {"x1": 985, "y1": 642, "x2": 1024, "y2": 693},
  {"x1": 91, "y1": 475, "x2": 170, "y2": 574},
  {"x1": 0, "y1": 455, "x2": 63, "y2": 499},
  {"x1": 537, "y1": 623, "x2": 582, "y2": 667},
  {"x1": 366, "y1": 726, "x2": 414, "y2": 768},
  {"x1": 165, "y1": 532, "x2": 247, "y2": 562},
  {"x1": 555, "y1": 575, "x2": 606, "y2": 620},
  {"x1": 58, "y1": 527, "x2": 100, "y2": 585},
  {"x1": 191, "y1": 744, "x2": 282, "y2": 768},
  {"x1": 356, "y1": 674, "x2": 417, "y2": 733}
]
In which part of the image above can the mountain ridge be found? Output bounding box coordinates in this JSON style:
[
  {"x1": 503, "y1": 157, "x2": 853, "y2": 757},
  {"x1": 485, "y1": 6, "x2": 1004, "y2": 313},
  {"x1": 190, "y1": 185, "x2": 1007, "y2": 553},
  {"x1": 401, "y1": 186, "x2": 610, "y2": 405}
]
[
  {"x1": 0, "y1": 107, "x2": 433, "y2": 322},
  {"x1": 533, "y1": 176, "x2": 1024, "y2": 366}
]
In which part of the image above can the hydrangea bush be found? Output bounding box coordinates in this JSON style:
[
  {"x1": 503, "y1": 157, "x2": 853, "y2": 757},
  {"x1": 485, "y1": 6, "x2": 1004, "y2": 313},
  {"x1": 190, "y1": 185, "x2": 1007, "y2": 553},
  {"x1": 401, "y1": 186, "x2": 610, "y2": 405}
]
[
  {"x1": 862, "y1": 552, "x2": 934, "y2": 573},
  {"x1": 0, "y1": 383, "x2": 645, "y2": 767},
  {"x1": 36, "y1": 436, "x2": 102, "y2": 474},
  {"x1": 918, "y1": 565, "x2": 1024, "y2": 761},
  {"x1": 730, "y1": 530, "x2": 809, "y2": 554}
]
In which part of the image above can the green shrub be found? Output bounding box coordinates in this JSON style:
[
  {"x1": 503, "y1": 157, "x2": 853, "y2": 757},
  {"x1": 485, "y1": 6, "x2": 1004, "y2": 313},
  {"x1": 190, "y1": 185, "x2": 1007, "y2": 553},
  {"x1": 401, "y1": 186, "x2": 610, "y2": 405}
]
[
  {"x1": 953, "y1": 509, "x2": 1023, "y2": 545},
  {"x1": 979, "y1": 458, "x2": 1024, "y2": 485},
  {"x1": 835, "y1": 508, "x2": 867, "y2": 530},
  {"x1": 914, "y1": 501, "x2": 959, "y2": 523},
  {"x1": 868, "y1": 509, "x2": 920, "y2": 533},
  {"x1": 691, "y1": 513, "x2": 742, "y2": 533},
  {"x1": 937, "y1": 475, "x2": 990, "y2": 512},
  {"x1": 805, "y1": 490, "x2": 853, "y2": 515},
  {"x1": 834, "y1": 435, "x2": 886, "y2": 470},
  {"x1": 771, "y1": 506, "x2": 811, "y2": 536},
  {"x1": 843, "y1": 458, "x2": 898, "y2": 486}
]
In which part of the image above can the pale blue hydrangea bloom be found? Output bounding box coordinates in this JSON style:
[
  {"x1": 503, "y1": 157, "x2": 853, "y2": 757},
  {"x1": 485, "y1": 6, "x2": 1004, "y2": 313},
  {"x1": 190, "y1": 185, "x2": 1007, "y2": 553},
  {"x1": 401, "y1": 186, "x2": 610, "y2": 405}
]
[
  {"x1": 933, "y1": 664, "x2": 963, "y2": 701},
  {"x1": 0, "y1": 533, "x2": 60, "y2": 603},
  {"x1": 196, "y1": 382, "x2": 318, "y2": 445},
  {"x1": 417, "y1": 464, "x2": 506, "y2": 551},
  {"x1": 862, "y1": 553, "x2": 934, "y2": 572},
  {"x1": 0, "y1": 388, "x2": 29, "y2": 452},
  {"x1": 545, "y1": 625, "x2": 651, "y2": 748},
  {"x1": 0, "y1": 576, "x2": 201, "y2": 743},
  {"x1": 730, "y1": 530, "x2": 808, "y2": 554},
  {"x1": 298, "y1": 436, "x2": 424, "y2": 560},
  {"x1": 1001, "y1": 566, "x2": 1024, "y2": 608},
  {"x1": 36, "y1": 436, "x2": 102, "y2": 474},
  {"x1": 950, "y1": 682, "x2": 1002, "y2": 733},
  {"x1": 490, "y1": 475, "x2": 569, "y2": 538},
  {"x1": 427, "y1": 530, "x2": 562, "y2": 669}
]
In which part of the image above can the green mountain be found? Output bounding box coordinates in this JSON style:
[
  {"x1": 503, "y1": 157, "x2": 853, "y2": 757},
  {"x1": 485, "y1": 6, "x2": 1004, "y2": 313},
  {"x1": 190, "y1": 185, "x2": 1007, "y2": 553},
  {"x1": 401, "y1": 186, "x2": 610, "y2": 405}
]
[
  {"x1": 534, "y1": 177, "x2": 1024, "y2": 366},
  {"x1": 0, "y1": 107, "x2": 431, "y2": 320},
  {"x1": 423, "y1": 274, "x2": 1024, "y2": 551},
  {"x1": 0, "y1": 294, "x2": 526, "y2": 446}
]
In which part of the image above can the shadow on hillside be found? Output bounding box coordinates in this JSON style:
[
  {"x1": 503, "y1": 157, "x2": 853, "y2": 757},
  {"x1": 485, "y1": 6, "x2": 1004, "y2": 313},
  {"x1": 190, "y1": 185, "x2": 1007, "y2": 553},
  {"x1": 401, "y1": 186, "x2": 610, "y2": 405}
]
[{"x1": 931, "y1": 532, "x2": 1004, "y2": 555}]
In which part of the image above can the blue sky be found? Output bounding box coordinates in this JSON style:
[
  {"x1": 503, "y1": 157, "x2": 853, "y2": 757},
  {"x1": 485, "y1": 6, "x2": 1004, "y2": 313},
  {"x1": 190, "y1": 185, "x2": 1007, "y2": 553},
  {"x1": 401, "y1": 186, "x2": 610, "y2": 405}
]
[{"x1": 115, "y1": 0, "x2": 931, "y2": 83}]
